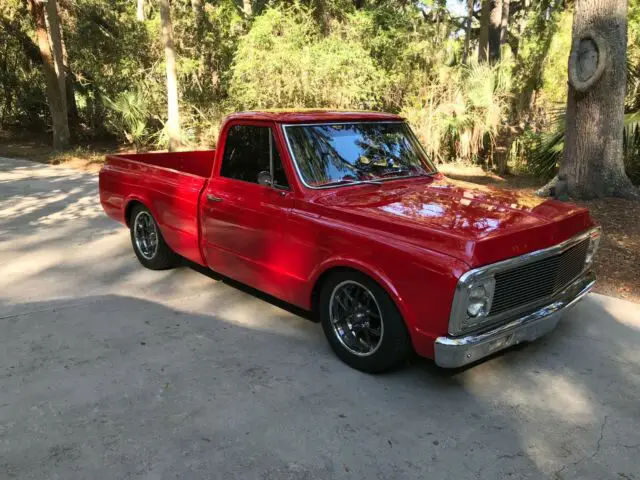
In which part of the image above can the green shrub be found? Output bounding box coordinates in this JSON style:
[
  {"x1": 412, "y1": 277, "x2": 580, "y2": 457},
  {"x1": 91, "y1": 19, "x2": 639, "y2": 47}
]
[{"x1": 228, "y1": 4, "x2": 384, "y2": 110}]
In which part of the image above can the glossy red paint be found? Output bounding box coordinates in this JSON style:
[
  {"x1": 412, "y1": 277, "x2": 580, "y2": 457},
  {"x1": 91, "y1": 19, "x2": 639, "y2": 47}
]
[
  {"x1": 223, "y1": 109, "x2": 404, "y2": 124},
  {"x1": 99, "y1": 110, "x2": 596, "y2": 360},
  {"x1": 99, "y1": 150, "x2": 214, "y2": 266}
]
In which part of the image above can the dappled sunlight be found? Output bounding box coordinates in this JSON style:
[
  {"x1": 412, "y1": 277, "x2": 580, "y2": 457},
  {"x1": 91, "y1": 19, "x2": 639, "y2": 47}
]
[
  {"x1": 460, "y1": 363, "x2": 595, "y2": 419},
  {"x1": 0, "y1": 188, "x2": 104, "y2": 229},
  {"x1": 591, "y1": 294, "x2": 640, "y2": 331},
  {"x1": 0, "y1": 228, "x2": 203, "y2": 305},
  {"x1": 0, "y1": 158, "x2": 104, "y2": 241}
]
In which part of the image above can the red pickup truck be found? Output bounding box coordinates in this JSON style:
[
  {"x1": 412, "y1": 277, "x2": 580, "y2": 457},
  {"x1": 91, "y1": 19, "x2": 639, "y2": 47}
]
[{"x1": 99, "y1": 110, "x2": 599, "y2": 372}]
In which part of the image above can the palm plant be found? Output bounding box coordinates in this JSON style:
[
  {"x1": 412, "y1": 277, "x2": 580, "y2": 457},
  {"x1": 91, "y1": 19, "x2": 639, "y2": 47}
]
[
  {"x1": 103, "y1": 89, "x2": 154, "y2": 148},
  {"x1": 403, "y1": 60, "x2": 511, "y2": 165}
]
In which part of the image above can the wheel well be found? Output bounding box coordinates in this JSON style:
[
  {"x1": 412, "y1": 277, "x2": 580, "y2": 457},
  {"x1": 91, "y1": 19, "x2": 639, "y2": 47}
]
[
  {"x1": 311, "y1": 267, "x2": 352, "y2": 314},
  {"x1": 124, "y1": 200, "x2": 144, "y2": 227},
  {"x1": 311, "y1": 266, "x2": 380, "y2": 315}
]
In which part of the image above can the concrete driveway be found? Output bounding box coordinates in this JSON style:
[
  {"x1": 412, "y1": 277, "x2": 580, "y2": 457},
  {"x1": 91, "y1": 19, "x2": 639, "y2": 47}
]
[{"x1": 1, "y1": 156, "x2": 639, "y2": 480}]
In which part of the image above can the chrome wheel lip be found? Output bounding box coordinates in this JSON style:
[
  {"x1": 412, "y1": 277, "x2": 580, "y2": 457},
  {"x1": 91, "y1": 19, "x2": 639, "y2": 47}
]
[
  {"x1": 133, "y1": 211, "x2": 158, "y2": 260},
  {"x1": 329, "y1": 280, "x2": 384, "y2": 357}
]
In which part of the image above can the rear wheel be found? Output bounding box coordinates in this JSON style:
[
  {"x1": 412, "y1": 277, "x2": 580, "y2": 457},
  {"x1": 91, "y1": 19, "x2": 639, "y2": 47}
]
[
  {"x1": 319, "y1": 271, "x2": 411, "y2": 373},
  {"x1": 129, "y1": 204, "x2": 179, "y2": 270}
]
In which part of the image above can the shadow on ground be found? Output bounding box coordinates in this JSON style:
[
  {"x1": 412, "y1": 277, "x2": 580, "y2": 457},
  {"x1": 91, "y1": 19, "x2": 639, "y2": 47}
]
[{"x1": 1, "y1": 293, "x2": 638, "y2": 479}]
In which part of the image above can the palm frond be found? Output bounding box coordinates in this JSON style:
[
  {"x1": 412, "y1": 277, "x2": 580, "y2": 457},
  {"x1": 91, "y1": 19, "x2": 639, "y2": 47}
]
[{"x1": 528, "y1": 109, "x2": 640, "y2": 182}]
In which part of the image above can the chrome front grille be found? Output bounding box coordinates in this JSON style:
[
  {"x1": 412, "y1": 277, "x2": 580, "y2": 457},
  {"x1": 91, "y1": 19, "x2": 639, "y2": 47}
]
[{"x1": 490, "y1": 238, "x2": 590, "y2": 316}]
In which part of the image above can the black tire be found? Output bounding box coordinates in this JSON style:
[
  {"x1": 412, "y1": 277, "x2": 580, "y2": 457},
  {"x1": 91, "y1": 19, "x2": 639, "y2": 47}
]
[
  {"x1": 318, "y1": 271, "x2": 411, "y2": 373},
  {"x1": 129, "y1": 204, "x2": 179, "y2": 270}
]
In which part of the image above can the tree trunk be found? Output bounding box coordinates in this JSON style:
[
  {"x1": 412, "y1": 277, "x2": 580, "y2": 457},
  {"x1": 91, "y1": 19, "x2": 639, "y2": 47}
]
[
  {"x1": 488, "y1": 0, "x2": 502, "y2": 63},
  {"x1": 191, "y1": 0, "x2": 216, "y2": 94},
  {"x1": 58, "y1": 10, "x2": 78, "y2": 131},
  {"x1": 500, "y1": 0, "x2": 510, "y2": 45},
  {"x1": 462, "y1": 0, "x2": 474, "y2": 63},
  {"x1": 243, "y1": 0, "x2": 252, "y2": 17},
  {"x1": 29, "y1": 0, "x2": 69, "y2": 150},
  {"x1": 0, "y1": 40, "x2": 10, "y2": 126},
  {"x1": 435, "y1": 0, "x2": 447, "y2": 42},
  {"x1": 478, "y1": 0, "x2": 490, "y2": 62},
  {"x1": 159, "y1": 0, "x2": 181, "y2": 152},
  {"x1": 191, "y1": 0, "x2": 204, "y2": 39},
  {"x1": 561, "y1": 0, "x2": 637, "y2": 198},
  {"x1": 137, "y1": 0, "x2": 145, "y2": 21},
  {"x1": 44, "y1": 0, "x2": 69, "y2": 138}
]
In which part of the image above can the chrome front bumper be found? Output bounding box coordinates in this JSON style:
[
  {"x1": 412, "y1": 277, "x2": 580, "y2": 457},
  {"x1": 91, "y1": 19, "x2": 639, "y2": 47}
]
[{"x1": 434, "y1": 271, "x2": 596, "y2": 368}]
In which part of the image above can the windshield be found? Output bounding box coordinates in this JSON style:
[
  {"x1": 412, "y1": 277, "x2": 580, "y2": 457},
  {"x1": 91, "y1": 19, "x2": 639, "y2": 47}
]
[{"x1": 283, "y1": 122, "x2": 437, "y2": 187}]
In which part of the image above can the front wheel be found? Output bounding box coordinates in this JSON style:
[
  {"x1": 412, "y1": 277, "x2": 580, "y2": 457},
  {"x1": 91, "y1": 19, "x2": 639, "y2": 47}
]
[
  {"x1": 319, "y1": 271, "x2": 411, "y2": 373},
  {"x1": 129, "y1": 204, "x2": 179, "y2": 270}
]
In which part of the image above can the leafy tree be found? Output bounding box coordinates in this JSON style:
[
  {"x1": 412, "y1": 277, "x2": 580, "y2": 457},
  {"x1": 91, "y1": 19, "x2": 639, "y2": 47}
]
[
  {"x1": 228, "y1": 4, "x2": 384, "y2": 110},
  {"x1": 0, "y1": 1, "x2": 47, "y2": 128}
]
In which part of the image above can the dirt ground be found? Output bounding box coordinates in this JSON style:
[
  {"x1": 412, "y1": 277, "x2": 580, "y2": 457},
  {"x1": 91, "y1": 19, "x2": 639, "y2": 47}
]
[
  {"x1": 1, "y1": 133, "x2": 638, "y2": 304},
  {"x1": 0, "y1": 130, "x2": 125, "y2": 172}
]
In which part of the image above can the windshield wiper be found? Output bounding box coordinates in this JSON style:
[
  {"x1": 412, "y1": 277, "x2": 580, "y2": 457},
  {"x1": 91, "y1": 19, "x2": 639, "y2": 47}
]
[
  {"x1": 378, "y1": 168, "x2": 438, "y2": 179},
  {"x1": 321, "y1": 170, "x2": 438, "y2": 187},
  {"x1": 323, "y1": 178, "x2": 383, "y2": 187}
]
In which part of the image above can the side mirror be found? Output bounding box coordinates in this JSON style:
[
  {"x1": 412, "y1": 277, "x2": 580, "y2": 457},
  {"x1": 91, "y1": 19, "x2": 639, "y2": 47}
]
[{"x1": 257, "y1": 170, "x2": 273, "y2": 187}]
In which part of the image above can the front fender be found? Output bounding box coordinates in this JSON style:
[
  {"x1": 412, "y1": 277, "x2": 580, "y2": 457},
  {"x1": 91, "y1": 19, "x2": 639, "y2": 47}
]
[
  {"x1": 308, "y1": 256, "x2": 409, "y2": 321},
  {"x1": 308, "y1": 248, "x2": 469, "y2": 360}
]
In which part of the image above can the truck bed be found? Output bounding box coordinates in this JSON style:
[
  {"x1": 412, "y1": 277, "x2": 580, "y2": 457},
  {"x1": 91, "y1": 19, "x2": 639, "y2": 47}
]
[
  {"x1": 108, "y1": 150, "x2": 216, "y2": 178},
  {"x1": 99, "y1": 150, "x2": 216, "y2": 266}
]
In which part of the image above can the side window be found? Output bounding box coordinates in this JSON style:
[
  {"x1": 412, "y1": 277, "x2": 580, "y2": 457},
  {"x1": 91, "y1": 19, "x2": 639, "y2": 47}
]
[
  {"x1": 220, "y1": 124, "x2": 290, "y2": 188},
  {"x1": 220, "y1": 125, "x2": 269, "y2": 183}
]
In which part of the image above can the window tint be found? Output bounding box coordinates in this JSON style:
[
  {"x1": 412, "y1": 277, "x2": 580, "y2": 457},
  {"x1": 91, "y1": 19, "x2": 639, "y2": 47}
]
[
  {"x1": 220, "y1": 125, "x2": 269, "y2": 183},
  {"x1": 220, "y1": 125, "x2": 289, "y2": 188}
]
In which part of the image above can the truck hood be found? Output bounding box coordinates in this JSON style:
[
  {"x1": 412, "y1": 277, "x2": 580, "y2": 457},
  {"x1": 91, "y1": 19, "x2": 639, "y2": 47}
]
[{"x1": 313, "y1": 175, "x2": 594, "y2": 267}]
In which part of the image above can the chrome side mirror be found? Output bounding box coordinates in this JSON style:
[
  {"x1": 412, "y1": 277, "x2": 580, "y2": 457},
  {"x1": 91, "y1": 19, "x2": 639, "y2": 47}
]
[{"x1": 257, "y1": 170, "x2": 273, "y2": 187}]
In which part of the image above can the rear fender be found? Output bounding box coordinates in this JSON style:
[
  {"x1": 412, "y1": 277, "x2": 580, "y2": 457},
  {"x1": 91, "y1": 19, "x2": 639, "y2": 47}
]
[{"x1": 124, "y1": 194, "x2": 160, "y2": 227}]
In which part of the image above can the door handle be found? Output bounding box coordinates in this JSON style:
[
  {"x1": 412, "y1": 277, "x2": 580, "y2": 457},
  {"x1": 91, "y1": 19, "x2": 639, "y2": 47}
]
[{"x1": 206, "y1": 194, "x2": 223, "y2": 203}]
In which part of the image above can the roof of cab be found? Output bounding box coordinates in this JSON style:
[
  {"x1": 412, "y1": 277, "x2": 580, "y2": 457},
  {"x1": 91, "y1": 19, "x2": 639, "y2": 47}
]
[{"x1": 223, "y1": 109, "x2": 404, "y2": 124}]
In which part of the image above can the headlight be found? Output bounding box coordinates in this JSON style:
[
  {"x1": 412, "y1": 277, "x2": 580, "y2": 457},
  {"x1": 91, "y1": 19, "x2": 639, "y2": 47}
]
[
  {"x1": 467, "y1": 285, "x2": 488, "y2": 316},
  {"x1": 449, "y1": 275, "x2": 496, "y2": 335},
  {"x1": 461, "y1": 278, "x2": 495, "y2": 330},
  {"x1": 585, "y1": 228, "x2": 601, "y2": 265}
]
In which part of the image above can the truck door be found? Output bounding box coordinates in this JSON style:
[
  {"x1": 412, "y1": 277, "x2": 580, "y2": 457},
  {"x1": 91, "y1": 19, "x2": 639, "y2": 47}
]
[{"x1": 201, "y1": 123, "x2": 296, "y2": 301}]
